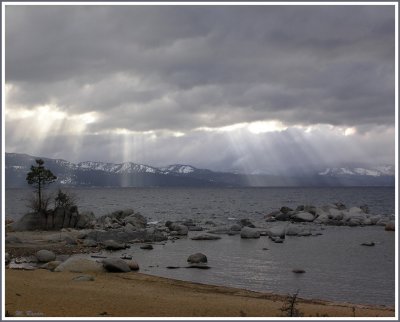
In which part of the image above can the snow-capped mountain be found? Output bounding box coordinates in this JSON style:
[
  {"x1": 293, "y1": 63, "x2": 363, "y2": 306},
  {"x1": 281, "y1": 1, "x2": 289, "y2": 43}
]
[
  {"x1": 318, "y1": 165, "x2": 395, "y2": 177},
  {"x1": 5, "y1": 153, "x2": 395, "y2": 188}
]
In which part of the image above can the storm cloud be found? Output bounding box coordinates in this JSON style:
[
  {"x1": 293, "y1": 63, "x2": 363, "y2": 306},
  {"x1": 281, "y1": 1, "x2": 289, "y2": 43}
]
[{"x1": 5, "y1": 4, "x2": 396, "y2": 172}]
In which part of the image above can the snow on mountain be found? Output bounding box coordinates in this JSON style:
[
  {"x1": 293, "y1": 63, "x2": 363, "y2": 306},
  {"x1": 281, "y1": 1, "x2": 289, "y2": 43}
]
[
  {"x1": 319, "y1": 166, "x2": 395, "y2": 177},
  {"x1": 161, "y1": 164, "x2": 196, "y2": 174},
  {"x1": 78, "y1": 161, "x2": 158, "y2": 174}
]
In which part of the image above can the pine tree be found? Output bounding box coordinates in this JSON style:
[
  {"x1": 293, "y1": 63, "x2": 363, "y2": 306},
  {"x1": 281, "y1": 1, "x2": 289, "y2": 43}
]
[{"x1": 26, "y1": 159, "x2": 57, "y2": 212}]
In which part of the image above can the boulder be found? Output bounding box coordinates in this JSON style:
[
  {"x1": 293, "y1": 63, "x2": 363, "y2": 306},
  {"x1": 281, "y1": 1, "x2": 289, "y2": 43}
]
[
  {"x1": 188, "y1": 226, "x2": 203, "y2": 231},
  {"x1": 280, "y1": 206, "x2": 293, "y2": 214},
  {"x1": 40, "y1": 260, "x2": 62, "y2": 271},
  {"x1": 83, "y1": 239, "x2": 98, "y2": 247},
  {"x1": 191, "y1": 234, "x2": 221, "y2": 240},
  {"x1": 54, "y1": 257, "x2": 104, "y2": 273},
  {"x1": 285, "y1": 225, "x2": 301, "y2": 236},
  {"x1": 275, "y1": 212, "x2": 292, "y2": 221},
  {"x1": 127, "y1": 260, "x2": 140, "y2": 271},
  {"x1": 264, "y1": 210, "x2": 280, "y2": 220},
  {"x1": 102, "y1": 258, "x2": 131, "y2": 272},
  {"x1": 36, "y1": 250, "x2": 56, "y2": 263},
  {"x1": 230, "y1": 224, "x2": 242, "y2": 232},
  {"x1": 123, "y1": 213, "x2": 147, "y2": 229},
  {"x1": 169, "y1": 224, "x2": 189, "y2": 236},
  {"x1": 385, "y1": 221, "x2": 395, "y2": 231},
  {"x1": 76, "y1": 211, "x2": 96, "y2": 229},
  {"x1": 266, "y1": 226, "x2": 286, "y2": 239},
  {"x1": 103, "y1": 240, "x2": 127, "y2": 250},
  {"x1": 239, "y1": 219, "x2": 255, "y2": 228},
  {"x1": 240, "y1": 227, "x2": 260, "y2": 239},
  {"x1": 328, "y1": 209, "x2": 343, "y2": 221},
  {"x1": 140, "y1": 244, "x2": 153, "y2": 250},
  {"x1": 187, "y1": 253, "x2": 207, "y2": 264},
  {"x1": 291, "y1": 212, "x2": 315, "y2": 222}
]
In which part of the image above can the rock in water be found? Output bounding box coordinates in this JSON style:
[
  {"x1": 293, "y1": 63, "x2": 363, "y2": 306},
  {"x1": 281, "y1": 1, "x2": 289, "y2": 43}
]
[
  {"x1": 36, "y1": 250, "x2": 56, "y2": 263},
  {"x1": 291, "y1": 212, "x2": 315, "y2": 222},
  {"x1": 187, "y1": 253, "x2": 207, "y2": 264},
  {"x1": 103, "y1": 240, "x2": 127, "y2": 250},
  {"x1": 126, "y1": 260, "x2": 140, "y2": 271},
  {"x1": 292, "y1": 269, "x2": 306, "y2": 274},
  {"x1": 385, "y1": 221, "x2": 395, "y2": 231},
  {"x1": 191, "y1": 234, "x2": 221, "y2": 240},
  {"x1": 102, "y1": 258, "x2": 131, "y2": 273},
  {"x1": 140, "y1": 244, "x2": 153, "y2": 250},
  {"x1": 361, "y1": 242, "x2": 375, "y2": 247},
  {"x1": 240, "y1": 227, "x2": 260, "y2": 239}
]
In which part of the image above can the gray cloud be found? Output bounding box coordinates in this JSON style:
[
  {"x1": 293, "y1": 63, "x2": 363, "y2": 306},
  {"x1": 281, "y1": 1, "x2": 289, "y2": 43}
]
[{"x1": 5, "y1": 4, "x2": 396, "y2": 169}]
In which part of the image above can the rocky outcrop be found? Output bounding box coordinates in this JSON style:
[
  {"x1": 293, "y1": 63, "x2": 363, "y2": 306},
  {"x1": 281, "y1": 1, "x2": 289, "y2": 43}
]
[{"x1": 265, "y1": 203, "x2": 391, "y2": 228}]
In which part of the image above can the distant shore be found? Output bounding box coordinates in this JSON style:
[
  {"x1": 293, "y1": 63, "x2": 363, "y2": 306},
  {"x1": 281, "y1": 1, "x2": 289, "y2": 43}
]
[{"x1": 5, "y1": 269, "x2": 394, "y2": 317}]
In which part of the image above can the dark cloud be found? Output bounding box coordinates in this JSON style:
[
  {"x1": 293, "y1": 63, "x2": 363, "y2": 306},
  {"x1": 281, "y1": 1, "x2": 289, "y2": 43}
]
[{"x1": 5, "y1": 4, "x2": 395, "y2": 169}]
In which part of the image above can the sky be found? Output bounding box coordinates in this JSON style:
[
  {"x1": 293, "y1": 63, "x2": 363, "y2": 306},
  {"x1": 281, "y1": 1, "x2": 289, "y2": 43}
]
[{"x1": 4, "y1": 4, "x2": 396, "y2": 175}]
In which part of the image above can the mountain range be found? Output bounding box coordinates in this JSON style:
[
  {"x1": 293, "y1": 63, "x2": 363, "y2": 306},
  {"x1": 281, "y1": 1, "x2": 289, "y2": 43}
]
[{"x1": 5, "y1": 152, "x2": 395, "y2": 188}]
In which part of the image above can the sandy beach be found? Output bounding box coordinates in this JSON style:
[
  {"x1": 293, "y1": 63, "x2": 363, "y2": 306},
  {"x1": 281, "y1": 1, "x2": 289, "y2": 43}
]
[{"x1": 5, "y1": 269, "x2": 394, "y2": 318}]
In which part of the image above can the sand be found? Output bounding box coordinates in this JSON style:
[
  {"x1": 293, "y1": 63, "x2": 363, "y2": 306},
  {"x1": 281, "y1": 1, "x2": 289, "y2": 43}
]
[{"x1": 5, "y1": 269, "x2": 395, "y2": 318}]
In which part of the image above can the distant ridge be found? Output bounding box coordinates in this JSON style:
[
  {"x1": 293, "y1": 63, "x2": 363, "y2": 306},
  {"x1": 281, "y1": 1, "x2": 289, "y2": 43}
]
[{"x1": 5, "y1": 152, "x2": 395, "y2": 188}]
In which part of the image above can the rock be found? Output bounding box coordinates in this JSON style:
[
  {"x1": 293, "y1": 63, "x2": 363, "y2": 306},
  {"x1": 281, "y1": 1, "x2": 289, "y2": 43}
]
[
  {"x1": 120, "y1": 254, "x2": 132, "y2": 260},
  {"x1": 285, "y1": 224, "x2": 301, "y2": 236},
  {"x1": 40, "y1": 260, "x2": 61, "y2": 271},
  {"x1": 54, "y1": 257, "x2": 104, "y2": 273},
  {"x1": 140, "y1": 244, "x2": 153, "y2": 250},
  {"x1": 191, "y1": 234, "x2": 221, "y2": 240},
  {"x1": 83, "y1": 239, "x2": 98, "y2": 247},
  {"x1": 187, "y1": 253, "x2": 207, "y2": 264},
  {"x1": 102, "y1": 258, "x2": 131, "y2": 272},
  {"x1": 264, "y1": 210, "x2": 280, "y2": 220},
  {"x1": 127, "y1": 260, "x2": 140, "y2": 271},
  {"x1": 240, "y1": 227, "x2": 260, "y2": 239},
  {"x1": 64, "y1": 236, "x2": 78, "y2": 245},
  {"x1": 36, "y1": 250, "x2": 56, "y2": 263},
  {"x1": 123, "y1": 213, "x2": 147, "y2": 229},
  {"x1": 369, "y1": 215, "x2": 383, "y2": 225},
  {"x1": 103, "y1": 240, "x2": 127, "y2": 250},
  {"x1": 292, "y1": 269, "x2": 306, "y2": 274},
  {"x1": 361, "y1": 242, "x2": 375, "y2": 247},
  {"x1": 385, "y1": 221, "x2": 395, "y2": 231},
  {"x1": 272, "y1": 237, "x2": 284, "y2": 243},
  {"x1": 188, "y1": 226, "x2": 203, "y2": 231},
  {"x1": 334, "y1": 202, "x2": 346, "y2": 210},
  {"x1": 240, "y1": 219, "x2": 255, "y2": 228},
  {"x1": 5, "y1": 253, "x2": 10, "y2": 265},
  {"x1": 280, "y1": 206, "x2": 293, "y2": 214},
  {"x1": 275, "y1": 212, "x2": 292, "y2": 221},
  {"x1": 291, "y1": 212, "x2": 315, "y2": 222},
  {"x1": 169, "y1": 224, "x2": 189, "y2": 236},
  {"x1": 297, "y1": 229, "x2": 312, "y2": 237},
  {"x1": 267, "y1": 226, "x2": 286, "y2": 239},
  {"x1": 206, "y1": 227, "x2": 230, "y2": 235},
  {"x1": 76, "y1": 211, "x2": 96, "y2": 229},
  {"x1": 360, "y1": 205, "x2": 369, "y2": 214},
  {"x1": 166, "y1": 266, "x2": 180, "y2": 269},
  {"x1": 328, "y1": 209, "x2": 344, "y2": 221},
  {"x1": 5, "y1": 235, "x2": 22, "y2": 244},
  {"x1": 72, "y1": 275, "x2": 95, "y2": 281},
  {"x1": 9, "y1": 262, "x2": 36, "y2": 270}
]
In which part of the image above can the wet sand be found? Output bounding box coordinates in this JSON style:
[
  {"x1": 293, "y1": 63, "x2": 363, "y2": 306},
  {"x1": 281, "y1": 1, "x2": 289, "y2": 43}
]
[{"x1": 5, "y1": 269, "x2": 395, "y2": 317}]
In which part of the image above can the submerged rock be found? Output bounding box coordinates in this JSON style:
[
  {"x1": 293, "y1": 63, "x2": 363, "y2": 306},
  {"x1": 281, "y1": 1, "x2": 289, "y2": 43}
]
[{"x1": 191, "y1": 234, "x2": 221, "y2": 240}]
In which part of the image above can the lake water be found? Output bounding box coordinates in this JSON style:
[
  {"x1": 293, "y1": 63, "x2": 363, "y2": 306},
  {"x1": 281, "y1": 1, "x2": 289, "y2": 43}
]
[{"x1": 5, "y1": 187, "x2": 397, "y2": 306}]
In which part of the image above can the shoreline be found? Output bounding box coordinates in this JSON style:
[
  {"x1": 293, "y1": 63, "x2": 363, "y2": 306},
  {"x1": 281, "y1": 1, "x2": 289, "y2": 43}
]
[{"x1": 5, "y1": 269, "x2": 395, "y2": 317}]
